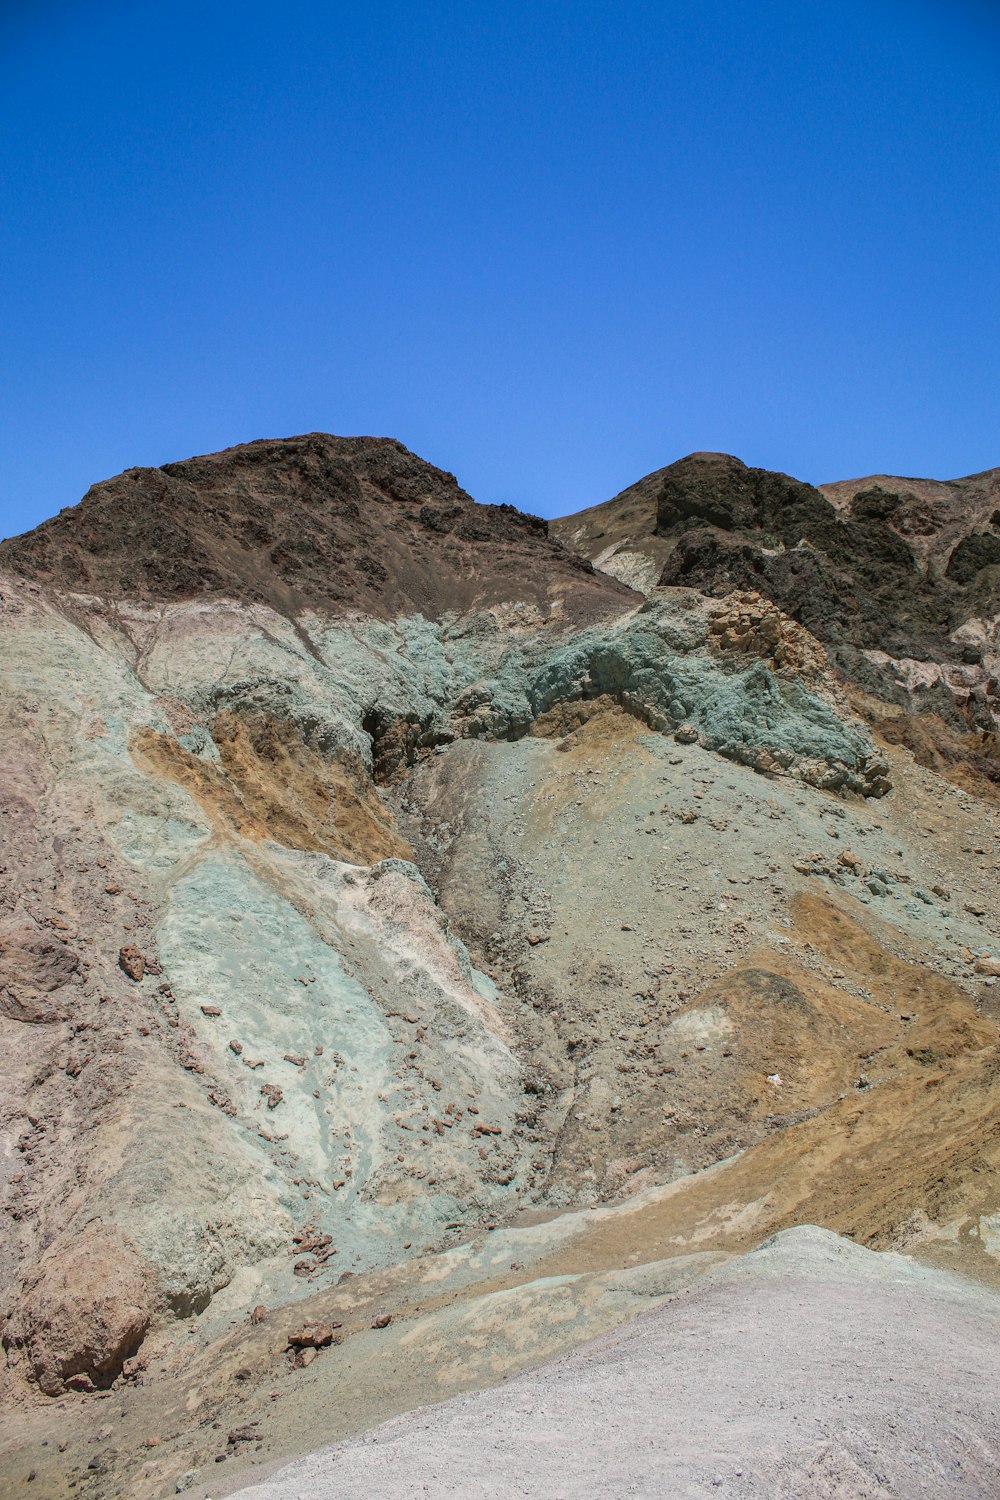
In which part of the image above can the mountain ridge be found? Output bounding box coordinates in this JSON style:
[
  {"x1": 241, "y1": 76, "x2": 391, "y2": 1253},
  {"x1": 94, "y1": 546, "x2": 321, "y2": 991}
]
[{"x1": 0, "y1": 432, "x2": 631, "y2": 627}]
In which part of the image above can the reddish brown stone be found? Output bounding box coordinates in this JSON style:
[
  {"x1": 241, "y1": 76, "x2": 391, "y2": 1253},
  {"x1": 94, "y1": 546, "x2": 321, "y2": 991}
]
[{"x1": 118, "y1": 946, "x2": 146, "y2": 982}]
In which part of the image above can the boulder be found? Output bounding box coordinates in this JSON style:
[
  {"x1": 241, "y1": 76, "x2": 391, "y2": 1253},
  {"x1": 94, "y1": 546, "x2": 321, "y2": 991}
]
[{"x1": 2, "y1": 1224, "x2": 155, "y2": 1395}]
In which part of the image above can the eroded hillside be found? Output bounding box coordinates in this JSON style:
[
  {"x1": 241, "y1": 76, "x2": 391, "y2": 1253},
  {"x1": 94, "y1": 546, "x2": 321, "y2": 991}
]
[
  {"x1": 552, "y1": 450, "x2": 1000, "y2": 794},
  {"x1": 0, "y1": 435, "x2": 998, "y2": 1499}
]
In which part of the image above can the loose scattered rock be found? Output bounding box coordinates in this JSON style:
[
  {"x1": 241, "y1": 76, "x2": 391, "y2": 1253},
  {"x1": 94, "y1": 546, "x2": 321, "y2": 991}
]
[
  {"x1": 286, "y1": 1322, "x2": 339, "y2": 1350},
  {"x1": 118, "y1": 946, "x2": 146, "y2": 982}
]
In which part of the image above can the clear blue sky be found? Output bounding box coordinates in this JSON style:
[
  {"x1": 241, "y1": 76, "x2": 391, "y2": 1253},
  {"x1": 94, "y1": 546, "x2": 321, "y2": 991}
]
[{"x1": 2, "y1": 0, "x2": 999, "y2": 539}]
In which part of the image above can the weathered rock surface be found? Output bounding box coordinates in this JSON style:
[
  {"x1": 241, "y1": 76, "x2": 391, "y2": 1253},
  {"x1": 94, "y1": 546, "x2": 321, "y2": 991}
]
[
  {"x1": 554, "y1": 450, "x2": 1000, "y2": 789},
  {"x1": 0, "y1": 433, "x2": 997, "y2": 1499},
  {"x1": 0, "y1": 432, "x2": 627, "y2": 626},
  {"x1": 2, "y1": 1223, "x2": 154, "y2": 1394},
  {"x1": 0, "y1": 916, "x2": 79, "y2": 1023}
]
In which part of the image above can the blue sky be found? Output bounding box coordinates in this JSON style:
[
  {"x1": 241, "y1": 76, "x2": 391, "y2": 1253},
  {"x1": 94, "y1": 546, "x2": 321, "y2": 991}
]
[{"x1": 1, "y1": 0, "x2": 999, "y2": 538}]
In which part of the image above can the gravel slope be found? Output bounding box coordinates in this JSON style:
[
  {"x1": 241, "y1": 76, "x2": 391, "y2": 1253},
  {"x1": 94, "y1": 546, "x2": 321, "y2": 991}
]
[{"x1": 230, "y1": 1226, "x2": 1000, "y2": 1500}]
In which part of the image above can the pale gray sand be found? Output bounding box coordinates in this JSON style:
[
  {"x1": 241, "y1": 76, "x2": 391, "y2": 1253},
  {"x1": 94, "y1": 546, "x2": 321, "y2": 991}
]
[{"x1": 229, "y1": 1227, "x2": 1000, "y2": 1500}]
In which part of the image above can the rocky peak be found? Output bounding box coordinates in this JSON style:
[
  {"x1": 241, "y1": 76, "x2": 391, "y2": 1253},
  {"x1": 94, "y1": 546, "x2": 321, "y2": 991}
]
[
  {"x1": 0, "y1": 433, "x2": 631, "y2": 625},
  {"x1": 655, "y1": 452, "x2": 830, "y2": 539}
]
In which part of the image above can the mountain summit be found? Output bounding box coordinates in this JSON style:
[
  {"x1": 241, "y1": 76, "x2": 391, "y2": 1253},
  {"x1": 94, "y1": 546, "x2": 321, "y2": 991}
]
[{"x1": 0, "y1": 433, "x2": 631, "y2": 625}]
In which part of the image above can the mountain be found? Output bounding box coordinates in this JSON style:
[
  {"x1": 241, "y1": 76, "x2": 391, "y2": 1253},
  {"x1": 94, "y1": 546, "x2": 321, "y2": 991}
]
[
  {"x1": 553, "y1": 450, "x2": 1000, "y2": 791},
  {"x1": 0, "y1": 433, "x2": 624, "y2": 624},
  {"x1": 0, "y1": 436, "x2": 998, "y2": 1499}
]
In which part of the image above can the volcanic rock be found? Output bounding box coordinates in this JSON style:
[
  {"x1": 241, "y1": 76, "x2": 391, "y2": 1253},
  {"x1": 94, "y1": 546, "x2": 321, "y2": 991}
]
[
  {"x1": 118, "y1": 946, "x2": 146, "y2": 982},
  {"x1": 0, "y1": 433, "x2": 628, "y2": 627},
  {"x1": 0, "y1": 431, "x2": 998, "y2": 1497}
]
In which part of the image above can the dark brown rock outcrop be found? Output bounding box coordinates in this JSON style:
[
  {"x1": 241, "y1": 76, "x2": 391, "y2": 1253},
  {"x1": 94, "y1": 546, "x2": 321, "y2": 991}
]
[
  {"x1": 556, "y1": 450, "x2": 1000, "y2": 668},
  {"x1": 654, "y1": 453, "x2": 1000, "y2": 667},
  {"x1": 555, "y1": 451, "x2": 1000, "y2": 774},
  {"x1": 0, "y1": 433, "x2": 633, "y2": 627}
]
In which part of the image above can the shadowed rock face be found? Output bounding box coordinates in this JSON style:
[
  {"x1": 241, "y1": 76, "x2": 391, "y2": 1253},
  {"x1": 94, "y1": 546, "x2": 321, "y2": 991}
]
[
  {"x1": 555, "y1": 449, "x2": 1000, "y2": 660},
  {"x1": 655, "y1": 452, "x2": 998, "y2": 663},
  {"x1": 657, "y1": 452, "x2": 836, "y2": 538},
  {"x1": 0, "y1": 433, "x2": 632, "y2": 627}
]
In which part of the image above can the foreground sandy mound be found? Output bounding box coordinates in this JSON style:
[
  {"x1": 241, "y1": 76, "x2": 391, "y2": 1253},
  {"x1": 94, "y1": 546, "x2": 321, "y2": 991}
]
[{"x1": 230, "y1": 1226, "x2": 1000, "y2": 1500}]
